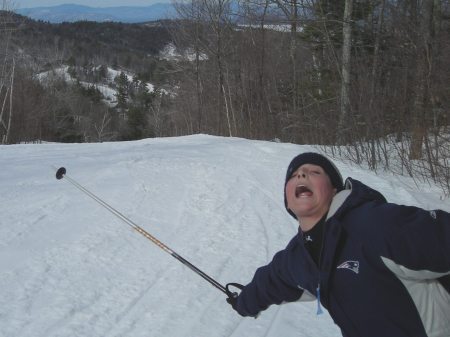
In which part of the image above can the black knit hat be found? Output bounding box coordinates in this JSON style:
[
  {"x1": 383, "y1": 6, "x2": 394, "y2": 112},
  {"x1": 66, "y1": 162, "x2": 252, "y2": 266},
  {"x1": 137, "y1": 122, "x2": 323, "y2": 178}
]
[{"x1": 284, "y1": 152, "x2": 344, "y2": 219}]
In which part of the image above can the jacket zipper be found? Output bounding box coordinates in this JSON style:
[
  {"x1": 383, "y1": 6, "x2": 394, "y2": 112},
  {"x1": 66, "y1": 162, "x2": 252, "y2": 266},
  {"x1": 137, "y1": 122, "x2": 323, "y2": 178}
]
[{"x1": 316, "y1": 216, "x2": 329, "y2": 315}]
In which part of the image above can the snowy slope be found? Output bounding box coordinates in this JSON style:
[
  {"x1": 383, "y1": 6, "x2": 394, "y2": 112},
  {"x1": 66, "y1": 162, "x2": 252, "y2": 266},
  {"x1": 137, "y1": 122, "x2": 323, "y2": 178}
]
[
  {"x1": 36, "y1": 66, "x2": 155, "y2": 107},
  {"x1": 1, "y1": 135, "x2": 448, "y2": 337}
]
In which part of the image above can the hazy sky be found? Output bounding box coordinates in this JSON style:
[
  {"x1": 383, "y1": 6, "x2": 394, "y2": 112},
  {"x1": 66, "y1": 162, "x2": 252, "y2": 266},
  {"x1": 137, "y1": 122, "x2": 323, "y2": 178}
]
[{"x1": 12, "y1": 0, "x2": 167, "y2": 8}]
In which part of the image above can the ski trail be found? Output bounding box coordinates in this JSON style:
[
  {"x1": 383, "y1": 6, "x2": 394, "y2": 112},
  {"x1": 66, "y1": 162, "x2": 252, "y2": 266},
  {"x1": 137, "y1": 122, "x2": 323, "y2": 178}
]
[{"x1": 8, "y1": 136, "x2": 436, "y2": 337}]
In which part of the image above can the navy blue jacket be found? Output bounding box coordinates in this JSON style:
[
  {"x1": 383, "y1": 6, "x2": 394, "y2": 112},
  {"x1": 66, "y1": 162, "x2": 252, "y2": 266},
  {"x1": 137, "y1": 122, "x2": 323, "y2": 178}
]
[{"x1": 235, "y1": 178, "x2": 450, "y2": 337}]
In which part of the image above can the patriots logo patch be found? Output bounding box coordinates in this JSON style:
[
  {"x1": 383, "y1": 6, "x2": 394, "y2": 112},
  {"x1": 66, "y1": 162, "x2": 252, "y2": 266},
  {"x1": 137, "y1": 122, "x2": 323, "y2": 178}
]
[{"x1": 337, "y1": 261, "x2": 360, "y2": 274}]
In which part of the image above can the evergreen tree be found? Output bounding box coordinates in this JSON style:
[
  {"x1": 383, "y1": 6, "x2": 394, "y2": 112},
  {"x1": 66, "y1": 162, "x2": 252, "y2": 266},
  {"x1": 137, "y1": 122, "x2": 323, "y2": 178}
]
[
  {"x1": 114, "y1": 72, "x2": 129, "y2": 110},
  {"x1": 125, "y1": 106, "x2": 148, "y2": 140}
]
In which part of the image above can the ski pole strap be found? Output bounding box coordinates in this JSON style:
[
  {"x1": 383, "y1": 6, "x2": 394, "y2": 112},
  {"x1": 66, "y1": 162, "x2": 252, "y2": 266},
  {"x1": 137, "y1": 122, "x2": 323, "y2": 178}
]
[
  {"x1": 225, "y1": 282, "x2": 245, "y2": 298},
  {"x1": 226, "y1": 282, "x2": 260, "y2": 319}
]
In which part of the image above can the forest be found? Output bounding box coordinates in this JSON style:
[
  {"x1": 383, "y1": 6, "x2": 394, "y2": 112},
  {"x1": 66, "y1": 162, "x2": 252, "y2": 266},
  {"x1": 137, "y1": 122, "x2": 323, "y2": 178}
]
[{"x1": 1, "y1": 0, "x2": 450, "y2": 194}]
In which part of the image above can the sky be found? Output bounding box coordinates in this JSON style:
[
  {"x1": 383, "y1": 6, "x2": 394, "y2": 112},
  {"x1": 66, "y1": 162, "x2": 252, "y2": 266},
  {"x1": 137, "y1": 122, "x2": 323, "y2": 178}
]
[
  {"x1": 11, "y1": 0, "x2": 168, "y2": 9},
  {"x1": 1, "y1": 134, "x2": 448, "y2": 337}
]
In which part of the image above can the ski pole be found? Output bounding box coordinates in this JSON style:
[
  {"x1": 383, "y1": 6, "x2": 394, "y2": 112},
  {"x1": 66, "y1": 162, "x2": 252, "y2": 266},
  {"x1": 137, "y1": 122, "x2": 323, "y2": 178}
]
[{"x1": 55, "y1": 167, "x2": 228, "y2": 295}]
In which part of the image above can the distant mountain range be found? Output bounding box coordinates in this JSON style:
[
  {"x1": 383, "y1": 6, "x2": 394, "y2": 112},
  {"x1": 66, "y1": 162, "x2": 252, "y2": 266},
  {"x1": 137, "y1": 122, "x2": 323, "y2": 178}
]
[{"x1": 15, "y1": 3, "x2": 177, "y2": 23}]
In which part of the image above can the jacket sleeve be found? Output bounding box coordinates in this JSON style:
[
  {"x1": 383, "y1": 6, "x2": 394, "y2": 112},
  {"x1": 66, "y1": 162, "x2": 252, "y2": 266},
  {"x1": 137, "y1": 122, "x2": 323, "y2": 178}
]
[
  {"x1": 376, "y1": 204, "x2": 450, "y2": 277},
  {"x1": 234, "y1": 236, "x2": 306, "y2": 317}
]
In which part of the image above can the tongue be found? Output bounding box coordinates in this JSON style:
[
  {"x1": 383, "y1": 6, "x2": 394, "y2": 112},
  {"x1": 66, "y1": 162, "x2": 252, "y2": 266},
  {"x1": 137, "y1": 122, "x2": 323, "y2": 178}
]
[
  {"x1": 299, "y1": 191, "x2": 313, "y2": 197},
  {"x1": 296, "y1": 187, "x2": 313, "y2": 197}
]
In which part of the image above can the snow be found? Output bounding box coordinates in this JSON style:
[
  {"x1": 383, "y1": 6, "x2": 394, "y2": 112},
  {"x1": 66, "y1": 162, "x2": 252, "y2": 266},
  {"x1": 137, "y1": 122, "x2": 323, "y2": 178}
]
[
  {"x1": 35, "y1": 65, "x2": 74, "y2": 83},
  {"x1": 237, "y1": 24, "x2": 295, "y2": 33},
  {"x1": 146, "y1": 83, "x2": 154, "y2": 93},
  {"x1": 105, "y1": 67, "x2": 134, "y2": 83},
  {"x1": 35, "y1": 66, "x2": 155, "y2": 108},
  {"x1": 159, "y1": 43, "x2": 208, "y2": 62},
  {"x1": 76, "y1": 81, "x2": 117, "y2": 106},
  {"x1": 0, "y1": 134, "x2": 448, "y2": 337}
]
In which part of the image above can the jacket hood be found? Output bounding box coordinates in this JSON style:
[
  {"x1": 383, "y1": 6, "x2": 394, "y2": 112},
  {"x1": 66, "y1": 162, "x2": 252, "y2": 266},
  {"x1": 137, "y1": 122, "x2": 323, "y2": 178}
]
[{"x1": 327, "y1": 178, "x2": 387, "y2": 220}]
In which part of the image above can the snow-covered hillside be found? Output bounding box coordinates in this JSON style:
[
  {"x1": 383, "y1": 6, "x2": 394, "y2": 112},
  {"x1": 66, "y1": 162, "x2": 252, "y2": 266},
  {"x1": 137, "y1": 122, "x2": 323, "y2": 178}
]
[
  {"x1": 36, "y1": 65, "x2": 155, "y2": 107},
  {"x1": 159, "y1": 43, "x2": 208, "y2": 62},
  {"x1": 1, "y1": 135, "x2": 448, "y2": 337}
]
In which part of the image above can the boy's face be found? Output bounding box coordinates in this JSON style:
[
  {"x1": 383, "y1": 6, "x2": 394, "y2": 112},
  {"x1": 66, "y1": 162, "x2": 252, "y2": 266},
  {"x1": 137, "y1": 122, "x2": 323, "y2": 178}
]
[{"x1": 285, "y1": 163, "x2": 336, "y2": 225}]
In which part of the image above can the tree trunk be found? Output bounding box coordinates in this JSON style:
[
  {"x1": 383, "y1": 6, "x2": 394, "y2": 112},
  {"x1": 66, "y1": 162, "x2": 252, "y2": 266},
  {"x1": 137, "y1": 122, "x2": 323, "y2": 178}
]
[
  {"x1": 290, "y1": 0, "x2": 298, "y2": 114},
  {"x1": 409, "y1": 0, "x2": 434, "y2": 160},
  {"x1": 194, "y1": 1, "x2": 204, "y2": 133},
  {"x1": 337, "y1": 0, "x2": 353, "y2": 144},
  {"x1": 368, "y1": 0, "x2": 385, "y2": 168},
  {"x1": 4, "y1": 58, "x2": 14, "y2": 144}
]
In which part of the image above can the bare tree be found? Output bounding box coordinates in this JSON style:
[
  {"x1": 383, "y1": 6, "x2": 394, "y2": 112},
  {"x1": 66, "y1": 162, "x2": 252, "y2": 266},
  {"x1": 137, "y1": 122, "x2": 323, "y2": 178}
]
[
  {"x1": 0, "y1": 3, "x2": 16, "y2": 144},
  {"x1": 409, "y1": 0, "x2": 435, "y2": 160},
  {"x1": 337, "y1": 0, "x2": 353, "y2": 144},
  {"x1": 93, "y1": 109, "x2": 113, "y2": 142}
]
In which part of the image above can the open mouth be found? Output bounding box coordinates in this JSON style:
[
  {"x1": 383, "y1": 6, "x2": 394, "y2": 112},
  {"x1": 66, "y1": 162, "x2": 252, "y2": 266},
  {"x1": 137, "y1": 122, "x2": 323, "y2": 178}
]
[{"x1": 295, "y1": 185, "x2": 313, "y2": 198}]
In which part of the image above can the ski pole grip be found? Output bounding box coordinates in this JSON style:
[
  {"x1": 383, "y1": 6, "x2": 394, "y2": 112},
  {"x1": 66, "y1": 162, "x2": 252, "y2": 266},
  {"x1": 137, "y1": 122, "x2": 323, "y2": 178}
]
[
  {"x1": 56, "y1": 167, "x2": 66, "y2": 180},
  {"x1": 225, "y1": 282, "x2": 244, "y2": 298}
]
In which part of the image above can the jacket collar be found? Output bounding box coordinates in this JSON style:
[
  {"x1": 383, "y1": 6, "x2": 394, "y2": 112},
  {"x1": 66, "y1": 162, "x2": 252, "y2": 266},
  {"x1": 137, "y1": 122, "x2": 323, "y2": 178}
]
[
  {"x1": 327, "y1": 189, "x2": 351, "y2": 220},
  {"x1": 326, "y1": 178, "x2": 387, "y2": 221}
]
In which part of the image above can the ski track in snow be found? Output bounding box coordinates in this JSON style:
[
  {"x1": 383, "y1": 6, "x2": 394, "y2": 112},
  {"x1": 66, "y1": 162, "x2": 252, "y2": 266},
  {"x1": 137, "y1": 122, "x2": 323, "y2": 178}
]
[{"x1": 1, "y1": 135, "x2": 448, "y2": 337}]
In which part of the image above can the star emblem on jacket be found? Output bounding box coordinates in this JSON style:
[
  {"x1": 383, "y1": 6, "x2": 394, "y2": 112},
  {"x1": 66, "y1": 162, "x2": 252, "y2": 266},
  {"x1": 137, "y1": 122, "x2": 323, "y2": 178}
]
[{"x1": 337, "y1": 260, "x2": 360, "y2": 274}]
